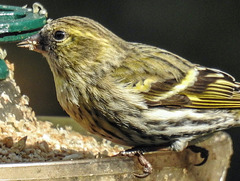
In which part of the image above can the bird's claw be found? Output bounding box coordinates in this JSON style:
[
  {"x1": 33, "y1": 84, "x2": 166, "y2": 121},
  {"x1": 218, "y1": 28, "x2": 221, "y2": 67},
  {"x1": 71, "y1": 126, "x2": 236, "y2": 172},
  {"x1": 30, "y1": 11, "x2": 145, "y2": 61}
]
[{"x1": 187, "y1": 145, "x2": 209, "y2": 166}]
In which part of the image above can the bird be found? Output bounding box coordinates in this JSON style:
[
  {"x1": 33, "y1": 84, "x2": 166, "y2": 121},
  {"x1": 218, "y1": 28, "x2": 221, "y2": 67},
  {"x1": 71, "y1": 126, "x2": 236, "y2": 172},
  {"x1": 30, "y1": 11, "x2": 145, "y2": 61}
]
[{"x1": 18, "y1": 16, "x2": 240, "y2": 177}]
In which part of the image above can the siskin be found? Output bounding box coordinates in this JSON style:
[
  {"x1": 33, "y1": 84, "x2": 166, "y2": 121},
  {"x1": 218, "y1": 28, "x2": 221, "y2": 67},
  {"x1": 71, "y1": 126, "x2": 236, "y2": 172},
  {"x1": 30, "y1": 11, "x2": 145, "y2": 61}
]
[{"x1": 18, "y1": 16, "x2": 240, "y2": 177}]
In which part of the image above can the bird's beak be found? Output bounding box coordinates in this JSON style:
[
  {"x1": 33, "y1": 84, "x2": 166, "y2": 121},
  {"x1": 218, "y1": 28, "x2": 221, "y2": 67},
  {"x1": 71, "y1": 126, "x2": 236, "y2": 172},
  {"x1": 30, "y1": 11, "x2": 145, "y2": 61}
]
[{"x1": 17, "y1": 33, "x2": 45, "y2": 54}]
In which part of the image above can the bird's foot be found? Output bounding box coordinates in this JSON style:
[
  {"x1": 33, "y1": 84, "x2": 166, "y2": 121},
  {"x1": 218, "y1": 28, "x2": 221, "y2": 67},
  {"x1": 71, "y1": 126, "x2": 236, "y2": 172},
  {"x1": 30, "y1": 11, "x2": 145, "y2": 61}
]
[
  {"x1": 187, "y1": 145, "x2": 209, "y2": 166},
  {"x1": 117, "y1": 145, "x2": 169, "y2": 178},
  {"x1": 119, "y1": 148, "x2": 152, "y2": 178}
]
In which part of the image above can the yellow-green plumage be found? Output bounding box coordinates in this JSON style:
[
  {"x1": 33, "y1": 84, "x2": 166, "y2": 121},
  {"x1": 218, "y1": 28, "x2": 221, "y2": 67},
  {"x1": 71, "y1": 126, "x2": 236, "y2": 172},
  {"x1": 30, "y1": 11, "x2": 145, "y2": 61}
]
[{"x1": 18, "y1": 16, "x2": 240, "y2": 153}]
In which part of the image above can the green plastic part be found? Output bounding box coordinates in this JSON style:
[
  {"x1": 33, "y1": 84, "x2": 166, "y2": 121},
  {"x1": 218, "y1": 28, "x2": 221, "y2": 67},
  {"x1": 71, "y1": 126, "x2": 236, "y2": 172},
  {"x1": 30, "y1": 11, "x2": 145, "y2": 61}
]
[
  {"x1": 0, "y1": 59, "x2": 9, "y2": 79},
  {"x1": 0, "y1": 4, "x2": 47, "y2": 42}
]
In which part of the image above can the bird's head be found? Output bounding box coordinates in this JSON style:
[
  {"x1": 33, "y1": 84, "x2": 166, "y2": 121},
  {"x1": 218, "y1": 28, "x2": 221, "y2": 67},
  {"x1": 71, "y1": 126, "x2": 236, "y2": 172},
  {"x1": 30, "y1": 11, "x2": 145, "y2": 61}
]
[{"x1": 18, "y1": 16, "x2": 126, "y2": 75}]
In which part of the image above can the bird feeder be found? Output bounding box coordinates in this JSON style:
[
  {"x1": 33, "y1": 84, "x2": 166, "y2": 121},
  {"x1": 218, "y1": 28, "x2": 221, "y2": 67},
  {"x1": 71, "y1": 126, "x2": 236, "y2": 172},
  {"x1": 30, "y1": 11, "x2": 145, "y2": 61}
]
[{"x1": 0, "y1": 3, "x2": 47, "y2": 42}]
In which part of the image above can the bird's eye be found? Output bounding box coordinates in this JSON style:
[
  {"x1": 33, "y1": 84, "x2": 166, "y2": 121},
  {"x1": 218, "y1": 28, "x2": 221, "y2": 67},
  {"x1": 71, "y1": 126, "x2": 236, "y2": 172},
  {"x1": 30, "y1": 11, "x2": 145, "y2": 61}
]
[{"x1": 53, "y1": 31, "x2": 66, "y2": 41}]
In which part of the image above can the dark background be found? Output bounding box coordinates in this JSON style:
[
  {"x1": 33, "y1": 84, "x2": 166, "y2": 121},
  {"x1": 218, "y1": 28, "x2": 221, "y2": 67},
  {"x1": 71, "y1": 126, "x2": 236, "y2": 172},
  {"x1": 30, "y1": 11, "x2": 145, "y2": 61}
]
[{"x1": 1, "y1": 1, "x2": 240, "y2": 180}]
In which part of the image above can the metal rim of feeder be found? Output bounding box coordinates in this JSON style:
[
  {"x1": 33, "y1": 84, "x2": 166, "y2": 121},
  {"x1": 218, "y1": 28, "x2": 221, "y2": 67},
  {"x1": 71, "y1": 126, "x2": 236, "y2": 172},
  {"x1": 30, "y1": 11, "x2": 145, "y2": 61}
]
[{"x1": 0, "y1": 3, "x2": 47, "y2": 42}]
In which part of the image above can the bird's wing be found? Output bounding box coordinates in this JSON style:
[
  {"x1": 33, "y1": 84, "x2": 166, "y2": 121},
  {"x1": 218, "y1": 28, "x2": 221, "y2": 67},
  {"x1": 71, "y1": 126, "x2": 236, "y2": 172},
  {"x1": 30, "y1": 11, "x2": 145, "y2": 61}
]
[
  {"x1": 113, "y1": 45, "x2": 240, "y2": 108},
  {"x1": 142, "y1": 66, "x2": 240, "y2": 108}
]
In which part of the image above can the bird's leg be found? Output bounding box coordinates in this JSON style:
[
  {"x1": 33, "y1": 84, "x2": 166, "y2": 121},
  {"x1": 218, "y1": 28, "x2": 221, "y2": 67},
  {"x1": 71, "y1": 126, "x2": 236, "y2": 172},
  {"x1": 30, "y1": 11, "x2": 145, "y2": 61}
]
[
  {"x1": 187, "y1": 145, "x2": 209, "y2": 166},
  {"x1": 118, "y1": 145, "x2": 170, "y2": 178}
]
